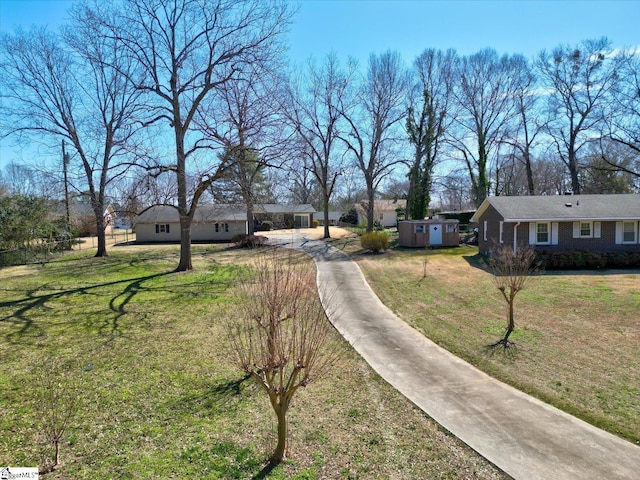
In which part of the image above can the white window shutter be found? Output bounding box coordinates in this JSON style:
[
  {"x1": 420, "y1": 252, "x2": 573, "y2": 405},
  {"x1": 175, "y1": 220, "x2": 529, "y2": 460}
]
[
  {"x1": 529, "y1": 222, "x2": 536, "y2": 244},
  {"x1": 483, "y1": 221, "x2": 488, "y2": 241},
  {"x1": 594, "y1": 222, "x2": 601, "y2": 238},
  {"x1": 499, "y1": 221, "x2": 504, "y2": 243},
  {"x1": 573, "y1": 222, "x2": 580, "y2": 238},
  {"x1": 551, "y1": 222, "x2": 559, "y2": 245},
  {"x1": 615, "y1": 222, "x2": 623, "y2": 244}
]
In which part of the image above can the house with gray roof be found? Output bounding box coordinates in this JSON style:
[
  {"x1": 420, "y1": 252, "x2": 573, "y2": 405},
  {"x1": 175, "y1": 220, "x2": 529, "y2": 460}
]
[
  {"x1": 134, "y1": 203, "x2": 316, "y2": 242},
  {"x1": 470, "y1": 194, "x2": 640, "y2": 256},
  {"x1": 254, "y1": 204, "x2": 316, "y2": 228},
  {"x1": 135, "y1": 204, "x2": 248, "y2": 242}
]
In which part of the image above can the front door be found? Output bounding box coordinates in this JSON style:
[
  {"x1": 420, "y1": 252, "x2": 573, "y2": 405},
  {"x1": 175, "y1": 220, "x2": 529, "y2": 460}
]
[{"x1": 430, "y1": 224, "x2": 442, "y2": 245}]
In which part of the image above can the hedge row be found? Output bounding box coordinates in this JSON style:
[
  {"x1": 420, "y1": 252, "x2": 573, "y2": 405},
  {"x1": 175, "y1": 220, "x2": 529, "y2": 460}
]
[{"x1": 536, "y1": 249, "x2": 640, "y2": 269}]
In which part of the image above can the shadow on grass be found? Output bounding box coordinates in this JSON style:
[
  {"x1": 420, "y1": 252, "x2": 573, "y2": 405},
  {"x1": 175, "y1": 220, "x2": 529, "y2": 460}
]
[
  {"x1": 462, "y1": 253, "x2": 491, "y2": 272},
  {"x1": 0, "y1": 271, "x2": 173, "y2": 343},
  {"x1": 252, "y1": 462, "x2": 279, "y2": 479}
]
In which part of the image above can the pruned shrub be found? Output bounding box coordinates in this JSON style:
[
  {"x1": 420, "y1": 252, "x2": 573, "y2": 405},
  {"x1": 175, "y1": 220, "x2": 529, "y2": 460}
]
[
  {"x1": 231, "y1": 234, "x2": 268, "y2": 248},
  {"x1": 339, "y1": 207, "x2": 358, "y2": 225},
  {"x1": 259, "y1": 221, "x2": 273, "y2": 231},
  {"x1": 313, "y1": 220, "x2": 320, "y2": 228},
  {"x1": 361, "y1": 231, "x2": 389, "y2": 253}
]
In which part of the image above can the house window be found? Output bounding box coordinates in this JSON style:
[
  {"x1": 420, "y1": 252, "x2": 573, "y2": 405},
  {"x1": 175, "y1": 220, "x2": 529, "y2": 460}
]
[
  {"x1": 214, "y1": 223, "x2": 229, "y2": 233},
  {"x1": 623, "y1": 221, "x2": 637, "y2": 243},
  {"x1": 537, "y1": 223, "x2": 550, "y2": 244},
  {"x1": 415, "y1": 225, "x2": 425, "y2": 233},
  {"x1": 580, "y1": 222, "x2": 592, "y2": 238},
  {"x1": 446, "y1": 224, "x2": 457, "y2": 233},
  {"x1": 155, "y1": 224, "x2": 170, "y2": 234},
  {"x1": 483, "y1": 221, "x2": 488, "y2": 242},
  {"x1": 499, "y1": 221, "x2": 504, "y2": 243}
]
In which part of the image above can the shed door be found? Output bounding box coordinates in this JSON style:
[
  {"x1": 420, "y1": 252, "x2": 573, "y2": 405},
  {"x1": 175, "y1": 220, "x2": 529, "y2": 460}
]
[{"x1": 430, "y1": 224, "x2": 442, "y2": 245}]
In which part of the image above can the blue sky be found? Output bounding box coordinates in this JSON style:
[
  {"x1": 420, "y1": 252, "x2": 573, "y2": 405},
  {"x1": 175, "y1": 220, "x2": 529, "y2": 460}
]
[
  {"x1": 2, "y1": 0, "x2": 639, "y2": 61},
  {"x1": 1, "y1": 0, "x2": 639, "y2": 167}
]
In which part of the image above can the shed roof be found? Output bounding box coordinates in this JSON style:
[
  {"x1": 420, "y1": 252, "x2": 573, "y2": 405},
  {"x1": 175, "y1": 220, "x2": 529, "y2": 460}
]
[{"x1": 471, "y1": 194, "x2": 640, "y2": 223}]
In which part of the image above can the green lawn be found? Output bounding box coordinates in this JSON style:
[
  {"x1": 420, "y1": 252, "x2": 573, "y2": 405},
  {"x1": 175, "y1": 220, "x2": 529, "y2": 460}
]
[{"x1": 1, "y1": 245, "x2": 507, "y2": 479}]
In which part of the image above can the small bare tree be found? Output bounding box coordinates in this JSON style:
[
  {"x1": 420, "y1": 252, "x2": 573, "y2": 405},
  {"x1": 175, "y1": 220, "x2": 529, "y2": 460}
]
[
  {"x1": 487, "y1": 245, "x2": 538, "y2": 351},
  {"x1": 228, "y1": 249, "x2": 336, "y2": 465},
  {"x1": 33, "y1": 358, "x2": 79, "y2": 473}
]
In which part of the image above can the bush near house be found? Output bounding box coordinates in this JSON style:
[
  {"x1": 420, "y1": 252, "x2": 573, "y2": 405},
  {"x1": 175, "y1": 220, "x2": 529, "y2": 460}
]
[
  {"x1": 231, "y1": 234, "x2": 268, "y2": 248},
  {"x1": 536, "y1": 250, "x2": 640, "y2": 269},
  {"x1": 258, "y1": 221, "x2": 272, "y2": 231},
  {"x1": 361, "y1": 231, "x2": 390, "y2": 253}
]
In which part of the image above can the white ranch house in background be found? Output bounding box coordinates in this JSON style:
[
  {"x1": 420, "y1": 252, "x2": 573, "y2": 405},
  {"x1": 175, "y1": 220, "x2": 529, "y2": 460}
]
[
  {"x1": 134, "y1": 204, "x2": 316, "y2": 242},
  {"x1": 356, "y1": 199, "x2": 407, "y2": 228},
  {"x1": 470, "y1": 194, "x2": 640, "y2": 255}
]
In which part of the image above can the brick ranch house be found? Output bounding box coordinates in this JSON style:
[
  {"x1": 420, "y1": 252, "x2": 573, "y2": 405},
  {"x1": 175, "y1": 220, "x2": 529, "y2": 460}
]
[{"x1": 470, "y1": 194, "x2": 640, "y2": 256}]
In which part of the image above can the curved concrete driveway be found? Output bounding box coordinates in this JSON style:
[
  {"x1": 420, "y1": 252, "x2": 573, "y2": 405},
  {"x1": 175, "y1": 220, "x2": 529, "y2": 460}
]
[{"x1": 268, "y1": 232, "x2": 640, "y2": 480}]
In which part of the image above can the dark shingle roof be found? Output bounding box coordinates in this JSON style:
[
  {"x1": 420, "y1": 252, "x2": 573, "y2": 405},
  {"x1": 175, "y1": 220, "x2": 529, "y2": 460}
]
[{"x1": 471, "y1": 194, "x2": 640, "y2": 222}]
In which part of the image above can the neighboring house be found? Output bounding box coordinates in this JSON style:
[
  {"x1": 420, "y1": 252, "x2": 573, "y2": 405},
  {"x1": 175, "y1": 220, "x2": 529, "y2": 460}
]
[
  {"x1": 470, "y1": 194, "x2": 640, "y2": 255},
  {"x1": 134, "y1": 203, "x2": 317, "y2": 242},
  {"x1": 56, "y1": 198, "x2": 116, "y2": 235},
  {"x1": 254, "y1": 204, "x2": 316, "y2": 228},
  {"x1": 135, "y1": 204, "x2": 247, "y2": 242},
  {"x1": 315, "y1": 211, "x2": 344, "y2": 226},
  {"x1": 398, "y1": 219, "x2": 460, "y2": 248},
  {"x1": 356, "y1": 199, "x2": 407, "y2": 228}
]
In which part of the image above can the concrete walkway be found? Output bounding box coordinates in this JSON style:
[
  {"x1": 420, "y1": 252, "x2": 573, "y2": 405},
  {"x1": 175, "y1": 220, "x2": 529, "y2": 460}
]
[{"x1": 269, "y1": 232, "x2": 640, "y2": 480}]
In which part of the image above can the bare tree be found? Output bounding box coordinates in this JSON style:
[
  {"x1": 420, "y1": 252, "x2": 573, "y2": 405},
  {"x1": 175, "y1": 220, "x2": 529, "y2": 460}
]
[
  {"x1": 537, "y1": 38, "x2": 623, "y2": 194},
  {"x1": 197, "y1": 59, "x2": 290, "y2": 235},
  {"x1": 601, "y1": 49, "x2": 640, "y2": 179},
  {"x1": 340, "y1": 50, "x2": 410, "y2": 232},
  {"x1": 34, "y1": 357, "x2": 79, "y2": 473},
  {"x1": 486, "y1": 246, "x2": 538, "y2": 351},
  {"x1": 451, "y1": 49, "x2": 522, "y2": 207},
  {"x1": 107, "y1": 0, "x2": 291, "y2": 271},
  {"x1": 0, "y1": 3, "x2": 143, "y2": 257},
  {"x1": 283, "y1": 53, "x2": 356, "y2": 238},
  {"x1": 501, "y1": 55, "x2": 547, "y2": 195},
  {"x1": 284, "y1": 153, "x2": 322, "y2": 206},
  {"x1": 228, "y1": 249, "x2": 336, "y2": 465},
  {"x1": 581, "y1": 142, "x2": 636, "y2": 193},
  {"x1": 405, "y1": 48, "x2": 456, "y2": 219}
]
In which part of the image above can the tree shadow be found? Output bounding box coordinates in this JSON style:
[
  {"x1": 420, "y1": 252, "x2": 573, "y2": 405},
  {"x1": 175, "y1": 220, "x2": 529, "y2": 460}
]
[
  {"x1": 1, "y1": 271, "x2": 173, "y2": 343},
  {"x1": 251, "y1": 461, "x2": 278, "y2": 479},
  {"x1": 169, "y1": 374, "x2": 254, "y2": 416}
]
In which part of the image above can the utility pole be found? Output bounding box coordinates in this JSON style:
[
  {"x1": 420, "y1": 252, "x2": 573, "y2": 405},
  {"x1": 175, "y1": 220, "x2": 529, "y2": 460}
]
[{"x1": 62, "y1": 140, "x2": 70, "y2": 230}]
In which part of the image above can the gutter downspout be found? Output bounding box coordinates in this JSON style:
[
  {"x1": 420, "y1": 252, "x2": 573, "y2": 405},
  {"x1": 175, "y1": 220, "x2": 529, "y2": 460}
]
[{"x1": 513, "y1": 222, "x2": 521, "y2": 254}]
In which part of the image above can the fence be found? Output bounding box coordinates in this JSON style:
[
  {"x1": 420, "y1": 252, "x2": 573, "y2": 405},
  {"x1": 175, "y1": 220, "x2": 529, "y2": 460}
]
[{"x1": 0, "y1": 229, "x2": 135, "y2": 268}]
